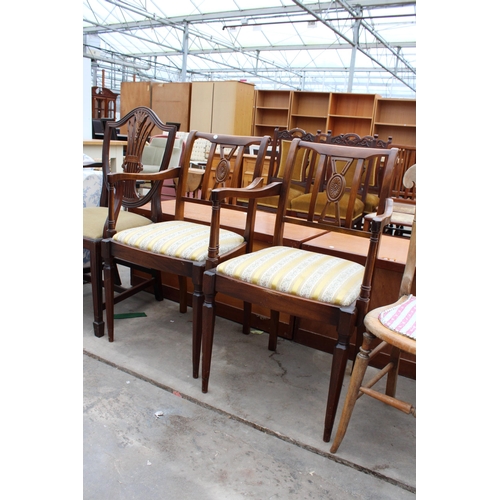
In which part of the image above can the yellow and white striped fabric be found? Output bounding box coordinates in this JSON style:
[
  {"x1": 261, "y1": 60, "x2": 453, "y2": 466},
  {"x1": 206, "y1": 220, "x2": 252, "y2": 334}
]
[
  {"x1": 113, "y1": 220, "x2": 245, "y2": 262},
  {"x1": 216, "y1": 246, "x2": 364, "y2": 307}
]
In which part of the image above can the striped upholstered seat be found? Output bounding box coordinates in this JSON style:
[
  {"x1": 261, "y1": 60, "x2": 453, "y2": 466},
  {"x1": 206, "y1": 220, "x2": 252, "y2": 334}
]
[
  {"x1": 216, "y1": 246, "x2": 363, "y2": 307},
  {"x1": 113, "y1": 220, "x2": 244, "y2": 262}
]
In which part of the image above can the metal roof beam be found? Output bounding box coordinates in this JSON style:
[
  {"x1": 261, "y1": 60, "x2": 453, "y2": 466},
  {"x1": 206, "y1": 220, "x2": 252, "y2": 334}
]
[{"x1": 290, "y1": 0, "x2": 415, "y2": 91}]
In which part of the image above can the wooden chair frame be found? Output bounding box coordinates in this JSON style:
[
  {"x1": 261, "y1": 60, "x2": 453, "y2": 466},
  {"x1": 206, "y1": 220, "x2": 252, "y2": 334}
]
[
  {"x1": 83, "y1": 106, "x2": 177, "y2": 337},
  {"x1": 288, "y1": 133, "x2": 392, "y2": 228},
  {"x1": 101, "y1": 131, "x2": 271, "y2": 379},
  {"x1": 201, "y1": 138, "x2": 399, "y2": 443}
]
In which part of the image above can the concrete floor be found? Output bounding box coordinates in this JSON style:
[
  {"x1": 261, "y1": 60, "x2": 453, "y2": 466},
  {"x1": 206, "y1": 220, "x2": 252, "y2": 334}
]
[{"x1": 83, "y1": 271, "x2": 416, "y2": 499}]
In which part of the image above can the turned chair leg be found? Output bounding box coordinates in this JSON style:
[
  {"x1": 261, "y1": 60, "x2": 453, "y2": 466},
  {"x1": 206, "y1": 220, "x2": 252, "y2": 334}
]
[
  {"x1": 385, "y1": 345, "x2": 401, "y2": 398},
  {"x1": 330, "y1": 330, "x2": 375, "y2": 453}
]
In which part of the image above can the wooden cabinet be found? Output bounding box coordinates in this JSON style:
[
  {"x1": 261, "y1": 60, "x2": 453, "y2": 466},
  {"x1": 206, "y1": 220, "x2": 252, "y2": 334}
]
[
  {"x1": 92, "y1": 86, "x2": 119, "y2": 119},
  {"x1": 253, "y1": 90, "x2": 292, "y2": 137},
  {"x1": 151, "y1": 82, "x2": 191, "y2": 133},
  {"x1": 328, "y1": 92, "x2": 378, "y2": 137},
  {"x1": 190, "y1": 80, "x2": 255, "y2": 135},
  {"x1": 120, "y1": 81, "x2": 191, "y2": 135},
  {"x1": 373, "y1": 98, "x2": 416, "y2": 147},
  {"x1": 120, "y1": 81, "x2": 152, "y2": 118},
  {"x1": 189, "y1": 82, "x2": 213, "y2": 133},
  {"x1": 289, "y1": 91, "x2": 330, "y2": 133}
]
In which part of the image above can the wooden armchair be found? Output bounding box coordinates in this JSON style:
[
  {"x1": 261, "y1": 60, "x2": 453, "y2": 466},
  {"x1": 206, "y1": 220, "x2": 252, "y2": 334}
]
[
  {"x1": 102, "y1": 131, "x2": 271, "y2": 380},
  {"x1": 330, "y1": 164, "x2": 416, "y2": 454},
  {"x1": 83, "y1": 107, "x2": 177, "y2": 337},
  {"x1": 201, "y1": 138, "x2": 399, "y2": 443},
  {"x1": 289, "y1": 133, "x2": 392, "y2": 228},
  {"x1": 255, "y1": 127, "x2": 318, "y2": 211},
  {"x1": 363, "y1": 145, "x2": 416, "y2": 234}
]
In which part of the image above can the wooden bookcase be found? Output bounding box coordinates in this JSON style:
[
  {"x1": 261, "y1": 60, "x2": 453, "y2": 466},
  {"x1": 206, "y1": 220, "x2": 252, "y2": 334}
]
[
  {"x1": 373, "y1": 98, "x2": 416, "y2": 147},
  {"x1": 327, "y1": 92, "x2": 378, "y2": 137},
  {"x1": 253, "y1": 90, "x2": 292, "y2": 137},
  {"x1": 289, "y1": 91, "x2": 330, "y2": 133}
]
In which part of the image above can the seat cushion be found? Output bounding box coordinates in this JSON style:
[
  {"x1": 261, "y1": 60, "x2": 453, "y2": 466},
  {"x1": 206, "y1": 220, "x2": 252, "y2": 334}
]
[
  {"x1": 362, "y1": 193, "x2": 379, "y2": 214},
  {"x1": 216, "y1": 246, "x2": 363, "y2": 307},
  {"x1": 276, "y1": 140, "x2": 307, "y2": 181},
  {"x1": 256, "y1": 185, "x2": 305, "y2": 210},
  {"x1": 379, "y1": 294, "x2": 416, "y2": 339},
  {"x1": 112, "y1": 220, "x2": 244, "y2": 262},
  {"x1": 83, "y1": 207, "x2": 153, "y2": 240}
]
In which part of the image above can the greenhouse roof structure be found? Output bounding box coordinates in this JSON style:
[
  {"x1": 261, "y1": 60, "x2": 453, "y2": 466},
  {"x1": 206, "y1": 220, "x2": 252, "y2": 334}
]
[{"x1": 83, "y1": 0, "x2": 416, "y2": 98}]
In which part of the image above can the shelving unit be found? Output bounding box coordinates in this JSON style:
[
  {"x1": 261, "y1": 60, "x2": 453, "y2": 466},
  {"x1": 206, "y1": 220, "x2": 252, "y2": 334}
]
[
  {"x1": 328, "y1": 93, "x2": 378, "y2": 137},
  {"x1": 373, "y1": 98, "x2": 416, "y2": 147},
  {"x1": 289, "y1": 91, "x2": 330, "y2": 133},
  {"x1": 253, "y1": 90, "x2": 292, "y2": 137}
]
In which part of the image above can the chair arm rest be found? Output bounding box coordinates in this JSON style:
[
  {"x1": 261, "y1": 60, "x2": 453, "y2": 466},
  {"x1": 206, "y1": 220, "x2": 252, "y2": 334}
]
[
  {"x1": 210, "y1": 179, "x2": 282, "y2": 202},
  {"x1": 107, "y1": 166, "x2": 181, "y2": 185},
  {"x1": 364, "y1": 198, "x2": 394, "y2": 231}
]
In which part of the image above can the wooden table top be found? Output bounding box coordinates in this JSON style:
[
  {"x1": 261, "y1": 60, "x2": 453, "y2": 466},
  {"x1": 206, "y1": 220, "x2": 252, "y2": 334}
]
[
  {"x1": 157, "y1": 200, "x2": 328, "y2": 248},
  {"x1": 83, "y1": 139, "x2": 126, "y2": 146},
  {"x1": 301, "y1": 230, "x2": 410, "y2": 271}
]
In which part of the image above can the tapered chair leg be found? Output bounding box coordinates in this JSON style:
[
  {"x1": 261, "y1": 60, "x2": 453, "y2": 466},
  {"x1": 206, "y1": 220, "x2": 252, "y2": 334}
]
[
  {"x1": 201, "y1": 270, "x2": 217, "y2": 393},
  {"x1": 89, "y1": 245, "x2": 105, "y2": 338},
  {"x1": 178, "y1": 276, "x2": 188, "y2": 313},
  {"x1": 191, "y1": 273, "x2": 204, "y2": 379},
  {"x1": 330, "y1": 331, "x2": 375, "y2": 453},
  {"x1": 152, "y1": 269, "x2": 164, "y2": 301},
  {"x1": 322, "y1": 313, "x2": 356, "y2": 443},
  {"x1": 102, "y1": 241, "x2": 116, "y2": 343},
  {"x1": 242, "y1": 302, "x2": 252, "y2": 335},
  {"x1": 268, "y1": 310, "x2": 279, "y2": 351}
]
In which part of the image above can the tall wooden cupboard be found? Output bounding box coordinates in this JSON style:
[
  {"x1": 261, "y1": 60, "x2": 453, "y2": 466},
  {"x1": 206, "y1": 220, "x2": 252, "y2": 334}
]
[
  {"x1": 120, "y1": 81, "x2": 192, "y2": 134},
  {"x1": 189, "y1": 80, "x2": 255, "y2": 135}
]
